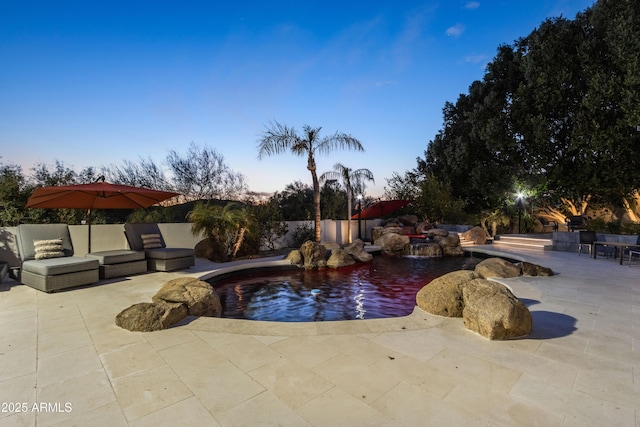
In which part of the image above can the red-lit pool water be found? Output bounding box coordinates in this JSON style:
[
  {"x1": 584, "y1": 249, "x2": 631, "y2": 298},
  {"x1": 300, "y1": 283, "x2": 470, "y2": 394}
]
[{"x1": 209, "y1": 254, "x2": 483, "y2": 322}]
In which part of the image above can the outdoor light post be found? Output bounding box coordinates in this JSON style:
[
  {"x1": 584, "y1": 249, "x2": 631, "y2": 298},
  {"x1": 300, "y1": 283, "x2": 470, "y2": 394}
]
[
  {"x1": 357, "y1": 194, "x2": 363, "y2": 240},
  {"x1": 516, "y1": 192, "x2": 524, "y2": 234}
]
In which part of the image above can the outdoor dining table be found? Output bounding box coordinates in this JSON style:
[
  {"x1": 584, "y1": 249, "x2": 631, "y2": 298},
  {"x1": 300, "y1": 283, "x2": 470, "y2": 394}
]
[{"x1": 591, "y1": 241, "x2": 640, "y2": 265}]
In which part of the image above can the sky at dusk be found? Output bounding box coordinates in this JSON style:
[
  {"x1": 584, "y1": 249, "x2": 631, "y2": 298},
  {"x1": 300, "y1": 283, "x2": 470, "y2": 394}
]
[{"x1": 1, "y1": 0, "x2": 595, "y2": 197}]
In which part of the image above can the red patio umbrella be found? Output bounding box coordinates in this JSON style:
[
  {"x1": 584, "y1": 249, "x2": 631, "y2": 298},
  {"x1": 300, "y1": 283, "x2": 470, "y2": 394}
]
[
  {"x1": 351, "y1": 199, "x2": 411, "y2": 220},
  {"x1": 26, "y1": 182, "x2": 179, "y2": 252}
]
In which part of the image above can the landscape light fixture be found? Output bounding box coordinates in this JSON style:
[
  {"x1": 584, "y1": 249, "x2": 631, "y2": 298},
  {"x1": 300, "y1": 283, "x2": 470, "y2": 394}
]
[{"x1": 357, "y1": 194, "x2": 363, "y2": 240}]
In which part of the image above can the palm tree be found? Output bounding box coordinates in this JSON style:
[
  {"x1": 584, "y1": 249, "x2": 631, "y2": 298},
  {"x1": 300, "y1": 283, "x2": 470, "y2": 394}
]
[
  {"x1": 320, "y1": 163, "x2": 374, "y2": 243},
  {"x1": 187, "y1": 202, "x2": 256, "y2": 259},
  {"x1": 258, "y1": 122, "x2": 364, "y2": 243}
]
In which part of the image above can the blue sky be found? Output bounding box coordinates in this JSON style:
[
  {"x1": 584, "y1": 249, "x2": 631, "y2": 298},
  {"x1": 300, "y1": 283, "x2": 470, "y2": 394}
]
[{"x1": 1, "y1": 0, "x2": 595, "y2": 197}]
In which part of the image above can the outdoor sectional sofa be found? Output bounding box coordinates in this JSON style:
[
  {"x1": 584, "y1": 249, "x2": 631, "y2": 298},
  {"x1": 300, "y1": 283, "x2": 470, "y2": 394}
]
[
  {"x1": 124, "y1": 223, "x2": 195, "y2": 272},
  {"x1": 15, "y1": 224, "x2": 99, "y2": 292},
  {"x1": 0, "y1": 261, "x2": 8, "y2": 283},
  {"x1": 85, "y1": 249, "x2": 147, "y2": 279}
]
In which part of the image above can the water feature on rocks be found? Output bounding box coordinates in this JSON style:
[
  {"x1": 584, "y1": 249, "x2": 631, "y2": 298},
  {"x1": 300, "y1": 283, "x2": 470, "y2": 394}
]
[
  {"x1": 406, "y1": 241, "x2": 443, "y2": 257},
  {"x1": 373, "y1": 224, "x2": 464, "y2": 257}
]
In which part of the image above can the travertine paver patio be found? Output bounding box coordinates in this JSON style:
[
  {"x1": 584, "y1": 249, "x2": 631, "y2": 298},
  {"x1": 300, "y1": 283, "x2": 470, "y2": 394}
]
[{"x1": 0, "y1": 247, "x2": 638, "y2": 426}]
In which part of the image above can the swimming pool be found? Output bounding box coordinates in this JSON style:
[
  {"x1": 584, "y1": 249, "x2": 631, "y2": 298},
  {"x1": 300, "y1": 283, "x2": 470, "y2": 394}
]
[{"x1": 209, "y1": 254, "x2": 483, "y2": 322}]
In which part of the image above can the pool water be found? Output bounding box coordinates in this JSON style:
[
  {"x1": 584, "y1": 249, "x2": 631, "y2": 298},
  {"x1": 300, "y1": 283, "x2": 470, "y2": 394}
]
[{"x1": 209, "y1": 255, "x2": 482, "y2": 322}]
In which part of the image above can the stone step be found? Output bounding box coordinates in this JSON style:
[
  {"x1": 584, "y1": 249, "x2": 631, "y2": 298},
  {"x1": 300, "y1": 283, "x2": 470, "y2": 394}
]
[{"x1": 493, "y1": 235, "x2": 553, "y2": 251}]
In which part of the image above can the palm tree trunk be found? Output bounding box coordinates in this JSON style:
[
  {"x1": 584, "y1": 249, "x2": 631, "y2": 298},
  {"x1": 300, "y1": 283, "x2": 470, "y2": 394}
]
[
  {"x1": 346, "y1": 193, "x2": 352, "y2": 244},
  {"x1": 232, "y1": 227, "x2": 246, "y2": 259},
  {"x1": 311, "y1": 166, "x2": 321, "y2": 243}
]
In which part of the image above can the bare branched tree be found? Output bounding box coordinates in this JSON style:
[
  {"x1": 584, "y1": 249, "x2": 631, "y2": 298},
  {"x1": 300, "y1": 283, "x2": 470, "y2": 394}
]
[
  {"x1": 166, "y1": 142, "x2": 247, "y2": 201},
  {"x1": 103, "y1": 157, "x2": 170, "y2": 191},
  {"x1": 104, "y1": 143, "x2": 246, "y2": 202}
]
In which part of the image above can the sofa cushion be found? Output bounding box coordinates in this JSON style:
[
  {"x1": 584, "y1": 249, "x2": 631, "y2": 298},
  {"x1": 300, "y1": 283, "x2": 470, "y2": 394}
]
[
  {"x1": 85, "y1": 250, "x2": 145, "y2": 265},
  {"x1": 22, "y1": 257, "x2": 99, "y2": 276},
  {"x1": 145, "y1": 247, "x2": 195, "y2": 260},
  {"x1": 141, "y1": 233, "x2": 163, "y2": 249},
  {"x1": 16, "y1": 224, "x2": 74, "y2": 261},
  {"x1": 124, "y1": 223, "x2": 167, "y2": 251},
  {"x1": 34, "y1": 239, "x2": 65, "y2": 260}
]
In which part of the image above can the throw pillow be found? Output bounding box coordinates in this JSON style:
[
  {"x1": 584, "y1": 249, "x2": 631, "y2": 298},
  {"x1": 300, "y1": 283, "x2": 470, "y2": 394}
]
[
  {"x1": 34, "y1": 238, "x2": 65, "y2": 260},
  {"x1": 141, "y1": 233, "x2": 163, "y2": 249}
]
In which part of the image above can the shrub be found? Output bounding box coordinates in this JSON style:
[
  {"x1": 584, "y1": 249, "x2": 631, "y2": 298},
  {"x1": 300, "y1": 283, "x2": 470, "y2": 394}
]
[{"x1": 291, "y1": 223, "x2": 314, "y2": 247}]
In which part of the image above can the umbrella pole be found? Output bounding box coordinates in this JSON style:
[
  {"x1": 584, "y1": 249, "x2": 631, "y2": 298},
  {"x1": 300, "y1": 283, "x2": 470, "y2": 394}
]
[{"x1": 87, "y1": 208, "x2": 92, "y2": 254}]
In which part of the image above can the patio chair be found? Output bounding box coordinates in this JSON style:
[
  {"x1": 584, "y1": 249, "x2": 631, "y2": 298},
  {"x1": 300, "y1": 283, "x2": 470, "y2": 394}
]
[
  {"x1": 124, "y1": 223, "x2": 195, "y2": 272},
  {"x1": 626, "y1": 234, "x2": 640, "y2": 266},
  {"x1": 578, "y1": 230, "x2": 596, "y2": 256},
  {"x1": 538, "y1": 216, "x2": 558, "y2": 232},
  {"x1": 15, "y1": 224, "x2": 99, "y2": 292},
  {"x1": 565, "y1": 215, "x2": 588, "y2": 232}
]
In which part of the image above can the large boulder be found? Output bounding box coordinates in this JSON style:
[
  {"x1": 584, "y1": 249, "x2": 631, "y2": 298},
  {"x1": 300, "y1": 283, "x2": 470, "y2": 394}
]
[
  {"x1": 116, "y1": 301, "x2": 188, "y2": 332},
  {"x1": 285, "y1": 249, "x2": 303, "y2": 265},
  {"x1": 519, "y1": 262, "x2": 554, "y2": 276},
  {"x1": 475, "y1": 257, "x2": 521, "y2": 279},
  {"x1": 439, "y1": 233, "x2": 460, "y2": 247},
  {"x1": 415, "y1": 222, "x2": 432, "y2": 234},
  {"x1": 461, "y1": 226, "x2": 488, "y2": 245},
  {"x1": 152, "y1": 277, "x2": 222, "y2": 317},
  {"x1": 376, "y1": 233, "x2": 410, "y2": 256},
  {"x1": 416, "y1": 270, "x2": 476, "y2": 317},
  {"x1": 372, "y1": 226, "x2": 402, "y2": 244},
  {"x1": 398, "y1": 215, "x2": 418, "y2": 226},
  {"x1": 194, "y1": 237, "x2": 227, "y2": 262},
  {"x1": 400, "y1": 226, "x2": 415, "y2": 235},
  {"x1": 424, "y1": 228, "x2": 449, "y2": 238},
  {"x1": 462, "y1": 279, "x2": 532, "y2": 340},
  {"x1": 300, "y1": 240, "x2": 327, "y2": 269},
  {"x1": 345, "y1": 239, "x2": 373, "y2": 263},
  {"x1": 439, "y1": 233, "x2": 464, "y2": 257},
  {"x1": 327, "y1": 249, "x2": 356, "y2": 269},
  {"x1": 321, "y1": 241, "x2": 341, "y2": 252}
]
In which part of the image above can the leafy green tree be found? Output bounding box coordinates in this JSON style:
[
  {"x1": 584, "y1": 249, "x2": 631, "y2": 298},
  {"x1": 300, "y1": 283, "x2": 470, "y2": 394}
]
[
  {"x1": 319, "y1": 179, "x2": 347, "y2": 220},
  {"x1": 384, "y1": 168, "x2": 465, "y2": 223},
  {"x1": 383, "y1": 168, "x2": 422, "y2": 202},
  {"x1": 421, "y1": 0, "x2": 640, "y2": 221},
  {"x1": 320, "y1": 163, "x2": 374, "y2": 242},
  {"x1": 0, "y1": 162, "x2": 30, "y2": 226},
  {"x1": 31, "y1": 160, "x2": 78, "y2": 187},
  {"x1": 258, "y1": 122, "x2": 365, "y2": 242},
  {"x1": 416, "y1": 174, "x2": 466, "y2": 224},
  {"x1": 251, "y1": 199, "x2": 288, "y2": 250},
  {"x1": 275, "y1": 181, "x2": 314, "y2": 220}
]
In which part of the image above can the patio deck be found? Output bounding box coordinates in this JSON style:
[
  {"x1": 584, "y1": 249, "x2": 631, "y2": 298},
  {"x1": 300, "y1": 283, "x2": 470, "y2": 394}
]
[{"x1": 0, "y1": 247, "x2": 638, "y2": 426}]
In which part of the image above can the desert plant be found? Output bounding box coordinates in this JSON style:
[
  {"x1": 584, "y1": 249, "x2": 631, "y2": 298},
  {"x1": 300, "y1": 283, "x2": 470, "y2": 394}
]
[{"x1": 187, "y1": 202, "x2": 257, "y2": 259}]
